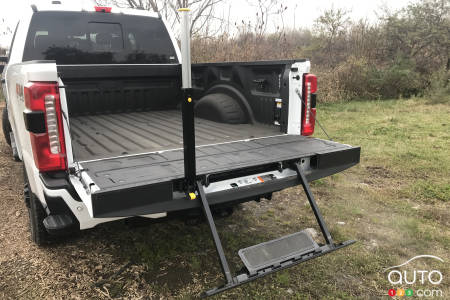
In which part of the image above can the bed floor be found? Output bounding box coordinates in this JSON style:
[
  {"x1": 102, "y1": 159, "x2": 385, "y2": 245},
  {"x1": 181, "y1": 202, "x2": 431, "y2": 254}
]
[{"x1": 69, "y1": 110, "x2": 281, "y2": 161}]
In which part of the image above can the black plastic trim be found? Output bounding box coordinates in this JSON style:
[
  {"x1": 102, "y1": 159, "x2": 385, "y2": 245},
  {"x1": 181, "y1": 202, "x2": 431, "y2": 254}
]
[
  {"x1": 92, "y1": 181, "x2": 174, "y2": 218},
  {"x1": 43, "y1": 214, "x2": 74, "y2": 235},
  {"x1": 23, "y1": 110, "x2": 46, "y2": 134},
  {"x1": 314, "y1": 147, "x2": 361, "y2": 169},
  {"x1": 43, "y1": 193, "x2": 80, "y2": 233},
  {"x1": 311, "y1": 93, "x2": 317, "y2": 108},
  {"x1": 39, "y1": 172, "x2": 82, "y2": 201}
]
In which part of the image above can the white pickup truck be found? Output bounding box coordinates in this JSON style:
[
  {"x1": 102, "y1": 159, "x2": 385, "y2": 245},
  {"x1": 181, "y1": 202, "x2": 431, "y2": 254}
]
[{"x1": 1, "y1": 1, "x2": 360, "y2": 296}]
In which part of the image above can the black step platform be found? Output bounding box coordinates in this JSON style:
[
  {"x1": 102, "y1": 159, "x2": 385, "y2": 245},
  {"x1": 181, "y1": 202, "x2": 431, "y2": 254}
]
[
  {"x1": 43, "y1": 214, "x2": 75, "y2": 235},
  {"x1": 239, "y1": 230, "x2": 319, "y2": 274}
]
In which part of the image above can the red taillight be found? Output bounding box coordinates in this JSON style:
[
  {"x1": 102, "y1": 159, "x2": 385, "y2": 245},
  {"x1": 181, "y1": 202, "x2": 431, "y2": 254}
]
[
  {"x1": 24, "y1": 82, "x2": 67, "y2": 172},
  {"x1": 301, "y1": 74, "x2": 317, "y2": 136},
  {"x1": 95, "y1": 6, "x2": 112, "y2": 13}
]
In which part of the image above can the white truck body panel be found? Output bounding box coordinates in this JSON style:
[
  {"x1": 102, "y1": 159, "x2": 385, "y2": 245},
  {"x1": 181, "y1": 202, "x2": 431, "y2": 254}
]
[{"x1": 287, "y1": 61, "x2": 310, "y2": 134}]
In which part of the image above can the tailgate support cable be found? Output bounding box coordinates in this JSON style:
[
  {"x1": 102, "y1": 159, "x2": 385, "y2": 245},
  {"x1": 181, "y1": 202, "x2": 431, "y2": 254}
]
[{"x1": 195, "y1": 164, "x2": 354, "y2": 297}]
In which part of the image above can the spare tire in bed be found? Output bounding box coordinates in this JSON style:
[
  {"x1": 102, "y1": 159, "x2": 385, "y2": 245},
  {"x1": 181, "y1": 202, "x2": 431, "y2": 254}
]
[{"x1": 195, "y1": 93, "x2": 247, "y2": 124}]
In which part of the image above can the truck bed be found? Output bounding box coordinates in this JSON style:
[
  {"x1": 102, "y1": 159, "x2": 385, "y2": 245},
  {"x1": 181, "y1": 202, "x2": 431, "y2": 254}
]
[{"x1": 70, "y1": 110, "x2": 280, "y2": 161}]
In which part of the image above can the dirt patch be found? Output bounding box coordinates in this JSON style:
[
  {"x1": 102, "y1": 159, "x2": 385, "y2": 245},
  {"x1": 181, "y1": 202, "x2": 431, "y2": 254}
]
[{"x1": 365, "y1": 165, "x2": 393, "y2": 179}]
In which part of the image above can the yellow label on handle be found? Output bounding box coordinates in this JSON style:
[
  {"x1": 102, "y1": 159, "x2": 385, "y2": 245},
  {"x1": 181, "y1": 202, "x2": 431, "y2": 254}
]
[{"x1": 189, "y1": 192, "x2": 196, "y2": 200}]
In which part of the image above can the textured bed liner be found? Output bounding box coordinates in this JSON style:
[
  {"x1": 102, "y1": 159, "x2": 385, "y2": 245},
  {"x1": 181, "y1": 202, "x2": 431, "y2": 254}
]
[
  {"x1": 70, "y1": 110, "x2": 280, "y2": 161},
  {"x1": 81, "y1": 135, "x2": 354, "y2": 195}
]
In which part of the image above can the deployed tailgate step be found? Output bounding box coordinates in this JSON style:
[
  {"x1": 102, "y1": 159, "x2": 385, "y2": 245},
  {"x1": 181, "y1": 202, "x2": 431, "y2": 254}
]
[
  {"x1": 196, "y1": 164, "x2": 357, "y2": 297},
  {"x1": 239, "y1": 230, "x2": 319, "y2": 274}
]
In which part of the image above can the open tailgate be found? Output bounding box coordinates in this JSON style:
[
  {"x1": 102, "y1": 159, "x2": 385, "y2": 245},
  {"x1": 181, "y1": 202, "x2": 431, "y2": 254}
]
[{"x1": 71, "y1": 135, "x2": 360, "y2": 218}]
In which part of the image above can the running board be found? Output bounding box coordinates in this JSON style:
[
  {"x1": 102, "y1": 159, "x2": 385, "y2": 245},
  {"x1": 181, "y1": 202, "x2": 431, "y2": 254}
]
[{"x1": 195, "y1": 163, "x2": 355, "y2": 297}]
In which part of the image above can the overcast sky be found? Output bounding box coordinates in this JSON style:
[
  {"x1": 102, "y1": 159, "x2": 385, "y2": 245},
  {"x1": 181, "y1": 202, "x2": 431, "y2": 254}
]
[{"x1": 0, "y1": 0, "x2": 414, "y2": 47}]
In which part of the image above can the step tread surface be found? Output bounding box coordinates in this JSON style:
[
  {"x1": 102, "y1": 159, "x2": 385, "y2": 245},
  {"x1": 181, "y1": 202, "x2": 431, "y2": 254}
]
[{"x1": 238, "y1": 230, "x2": 319, "y2": 273}]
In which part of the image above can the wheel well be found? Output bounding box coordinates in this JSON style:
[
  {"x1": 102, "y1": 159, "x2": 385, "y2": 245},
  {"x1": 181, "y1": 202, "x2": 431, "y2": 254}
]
[
  {"x1": 195, "y1": 93, "x2": 247, "y2": 124},
  {"x1": 204, "y1": 84, "x2": 256, "y2": 124}
]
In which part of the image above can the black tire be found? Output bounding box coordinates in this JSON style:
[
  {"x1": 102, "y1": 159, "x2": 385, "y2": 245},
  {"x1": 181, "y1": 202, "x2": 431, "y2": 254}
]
[
  {"x1": 195, "y1": 93, "x2": 247, "y2": 124},
  {"x1": 24, "y1": 170, "x2": 50, "y2": 246},
  {"x1": 2, "y1": 107, "x2": 12, "y2": 146}
]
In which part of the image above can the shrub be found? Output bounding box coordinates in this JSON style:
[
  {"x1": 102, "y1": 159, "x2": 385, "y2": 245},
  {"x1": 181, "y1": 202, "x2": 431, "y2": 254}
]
[
  {"x1": 376, "y1": 57, "x2": 423, "y2": 99},
  {"x1": 190, "y1": 0, "x2": 449, "y2": 103},
  {"x1": 426, "y1": 68, "x2": 450, "y2": 104}
]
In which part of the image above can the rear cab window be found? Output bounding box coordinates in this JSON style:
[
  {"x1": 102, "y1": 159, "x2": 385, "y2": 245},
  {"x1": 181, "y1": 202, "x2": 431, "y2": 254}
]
[{"x1": 23, "y1": 11, "x2": 178, "y2": 64}]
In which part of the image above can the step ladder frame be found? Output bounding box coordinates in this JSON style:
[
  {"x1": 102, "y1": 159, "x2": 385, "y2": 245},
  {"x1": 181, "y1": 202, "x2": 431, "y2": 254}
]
[{"x1": 195, "y1": 166, "x2": 355, "y2": 297}]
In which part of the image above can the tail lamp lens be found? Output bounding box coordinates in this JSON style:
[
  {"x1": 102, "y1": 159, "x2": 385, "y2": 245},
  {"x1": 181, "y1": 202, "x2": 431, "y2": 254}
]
[
  {"x1": 302, "y1": 74, "x2": 317, "y2": 136},
  {"x1": 24, "y1": 82, "x2": 67, "y2": 172},
  {"x1": 95, "y1": 6, "x2": 112, "y2": 13}
]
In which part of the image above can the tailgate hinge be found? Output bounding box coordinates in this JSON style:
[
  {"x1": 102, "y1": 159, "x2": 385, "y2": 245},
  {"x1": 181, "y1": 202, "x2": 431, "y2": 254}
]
[{"x1": 72, "y1": 164, "x2": 99, "y2": 195}]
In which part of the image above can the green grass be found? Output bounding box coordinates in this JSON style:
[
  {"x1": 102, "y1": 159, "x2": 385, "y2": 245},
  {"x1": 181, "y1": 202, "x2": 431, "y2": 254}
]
[
  {"x1": 315, "y1": 98, "x2": 450, "y2": 203},
  {"x1": 25, "y1": 97, "x2": 446, "y2": 299}
]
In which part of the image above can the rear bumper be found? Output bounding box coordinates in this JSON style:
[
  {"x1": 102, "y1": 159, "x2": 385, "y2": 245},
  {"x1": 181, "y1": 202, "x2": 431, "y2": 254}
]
[{"x1": 90, "y1": 146, "x2": 360, "y2": 218}]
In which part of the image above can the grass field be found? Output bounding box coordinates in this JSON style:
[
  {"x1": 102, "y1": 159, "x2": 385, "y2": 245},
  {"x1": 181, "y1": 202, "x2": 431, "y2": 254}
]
[{"x1": 0, "y1": 97, "x2": 449, "y2": 299}]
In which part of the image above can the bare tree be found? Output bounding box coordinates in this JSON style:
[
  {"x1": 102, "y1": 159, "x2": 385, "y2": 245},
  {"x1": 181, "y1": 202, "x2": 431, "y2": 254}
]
[
  {"x1": 1, "y1": 18, "x2": 12, "y2": 39},
  {"x1": 0, "y1": 18, "x2": 13, "y2": 54},
  {"x1": 315, "y1": 7, "x2": 350, "y2": 42},
  {"x1": 314, "y1": 7, "x2": 351, "y2": 66},
  {"x1": 96, "y1": 0, "x2": 225, "y2": 36},
  {"x1": 245, "y1": 0, "x2": 284, "y2": 37}
]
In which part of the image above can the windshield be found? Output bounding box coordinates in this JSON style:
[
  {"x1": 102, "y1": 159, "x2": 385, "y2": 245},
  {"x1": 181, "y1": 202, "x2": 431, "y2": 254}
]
[{"x1": 23, "y1": 11, "x2": 178, "y2": 64}]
